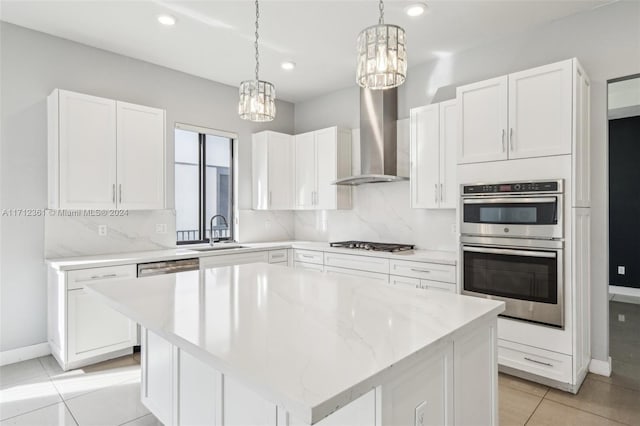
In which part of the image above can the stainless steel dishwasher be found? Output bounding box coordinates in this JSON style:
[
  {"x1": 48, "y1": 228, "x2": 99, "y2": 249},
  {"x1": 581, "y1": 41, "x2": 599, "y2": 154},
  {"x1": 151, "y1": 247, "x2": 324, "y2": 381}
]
[{"x1": 136, "y1": 258, "x2": 200, "y2": 277}]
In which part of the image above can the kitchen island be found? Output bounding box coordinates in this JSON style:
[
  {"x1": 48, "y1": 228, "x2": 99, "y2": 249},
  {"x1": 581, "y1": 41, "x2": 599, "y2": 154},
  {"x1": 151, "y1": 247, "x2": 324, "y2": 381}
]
[{"x1": 87, "y1": 263, "x2": 504, "y2": 426}]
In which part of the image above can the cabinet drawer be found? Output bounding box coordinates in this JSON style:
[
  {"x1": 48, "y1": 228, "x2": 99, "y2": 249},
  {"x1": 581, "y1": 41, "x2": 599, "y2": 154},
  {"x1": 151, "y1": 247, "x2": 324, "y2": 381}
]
[
  {"x1": 498, "y1": 339, "x2": 572, "y2": 383},
  {"x1": 421, "y1": 280, "x2": 456, "y2": 293},
  {"x1": 294, "y1": 261, "x2": 324, "y2": 273},
  {"x1": 268, "y1": 249, "x2": 288, "y2": 263},
  {"x1": 200, "y1": 251, "x2": 268, "y2": 269},
  {"x1": 324, "y1": 253, "x2": 389, "y2": 274},
  {"x1": 293, "y1": 249, "x2": 324, "y2": 265},
  {"x1": 67, "y1": 264, "x2": 136, "y2": 290},
  {"x1": 390, "y1": 275, "x2": 420, "y2": 288},
  {"x1": 325, "y1": 266, "x2": 388, "y2": 283},
  {"x1": 389, "y1": 260, "x2": 455, "y2": 283}
]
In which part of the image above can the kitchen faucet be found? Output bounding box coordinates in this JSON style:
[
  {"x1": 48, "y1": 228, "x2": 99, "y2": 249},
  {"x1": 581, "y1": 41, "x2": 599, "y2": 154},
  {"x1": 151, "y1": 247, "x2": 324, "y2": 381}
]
[{"x1": 209, "y1": 214, "x2": 229, "y2": 245}]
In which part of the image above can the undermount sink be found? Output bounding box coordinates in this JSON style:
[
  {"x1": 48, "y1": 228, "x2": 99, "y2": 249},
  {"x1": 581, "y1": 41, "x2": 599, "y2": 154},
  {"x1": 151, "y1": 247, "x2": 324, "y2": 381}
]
[{"x1": 191, "y1": 244, "x2": 246, "y2": 252}]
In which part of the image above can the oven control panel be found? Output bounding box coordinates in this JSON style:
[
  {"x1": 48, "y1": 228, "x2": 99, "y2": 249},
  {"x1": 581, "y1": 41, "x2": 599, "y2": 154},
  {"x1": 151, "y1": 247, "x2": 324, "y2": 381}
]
[{"x1": 462, "y1": 180, "x2": 560, "y2": 195}]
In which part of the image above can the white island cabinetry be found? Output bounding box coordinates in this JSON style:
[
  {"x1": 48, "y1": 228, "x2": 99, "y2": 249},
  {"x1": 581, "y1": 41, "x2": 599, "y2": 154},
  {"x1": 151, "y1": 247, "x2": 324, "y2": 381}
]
[{"x1": 88, "y1": 263, "x2": 502, "y2": 426}]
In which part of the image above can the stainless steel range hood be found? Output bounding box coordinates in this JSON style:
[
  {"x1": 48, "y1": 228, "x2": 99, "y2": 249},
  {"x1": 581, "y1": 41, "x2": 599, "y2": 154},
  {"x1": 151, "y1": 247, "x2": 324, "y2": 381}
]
[{"x1": 334, "y1": 87, "x2": 408, "y2": 185}]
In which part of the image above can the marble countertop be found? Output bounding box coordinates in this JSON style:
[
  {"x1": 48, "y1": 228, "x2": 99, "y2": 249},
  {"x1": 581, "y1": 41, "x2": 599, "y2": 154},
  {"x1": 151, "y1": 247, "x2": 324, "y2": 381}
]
[
  {"x1": 87, "y1": 263, "x2": 503, "y2": 424},
  {"x1": 46, "y1": 241, "x2": 457, "y2": 271}
]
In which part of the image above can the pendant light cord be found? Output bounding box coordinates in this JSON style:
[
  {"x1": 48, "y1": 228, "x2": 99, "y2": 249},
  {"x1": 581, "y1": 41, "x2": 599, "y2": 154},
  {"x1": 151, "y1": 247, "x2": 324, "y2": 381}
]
[
  {"x1": 378, "y1": 0, "x2": 384, "y2": 25},
  {"x1": 254, "y1": 0, "x2": 260, "y2": 82}
]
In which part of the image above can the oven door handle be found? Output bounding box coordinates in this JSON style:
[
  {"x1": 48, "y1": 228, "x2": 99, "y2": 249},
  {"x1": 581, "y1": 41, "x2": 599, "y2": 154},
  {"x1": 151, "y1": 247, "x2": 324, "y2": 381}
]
[
  {"x1": 462, "y1": 197, "x2": 557, "y2": 205},
  {"x1": 463, "y1": 246, "x2": 557, "y2": 258}
]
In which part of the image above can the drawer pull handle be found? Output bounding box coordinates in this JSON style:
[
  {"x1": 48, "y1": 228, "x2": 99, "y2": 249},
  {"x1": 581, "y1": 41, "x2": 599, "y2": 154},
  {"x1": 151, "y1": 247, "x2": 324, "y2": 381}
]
[
  {"x1": 301, "y1": 254, "x2": 314, "y2": 258},
  {"x1": 524, "y1": 357, "x2": 553, "y2": 367},
  {"x1": 82, "y1": 273, "x2": 120, "y2": 282},
  {"x1": 272, "y1": 254, "x2": 285, "y2": 258},
  {"x1": 410, "y1": 268, "x2": 431, "y2": 273}
]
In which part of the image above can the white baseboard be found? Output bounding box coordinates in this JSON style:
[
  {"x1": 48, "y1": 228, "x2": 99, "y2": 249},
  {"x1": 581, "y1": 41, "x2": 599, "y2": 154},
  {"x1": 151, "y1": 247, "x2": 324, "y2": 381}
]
[
  {"x1": 609, "y1": 285, "x2": 640, "y2": 298},
  {"x1": 0, "y1": 342, "x2": 51, "y2": 366},
  {"x1": 589, "y1": 357, "x2": 612, "y2": 377}
]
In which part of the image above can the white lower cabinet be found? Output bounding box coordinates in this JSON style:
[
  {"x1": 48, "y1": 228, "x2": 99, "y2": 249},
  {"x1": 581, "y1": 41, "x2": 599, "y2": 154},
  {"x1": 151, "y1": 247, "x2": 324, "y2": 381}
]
[
  {"x1": 293, "y1": 249, "x2": 324, "y2": 265},
  {"x1": 325, "y1": 266, "x2": 389, "y2": 283},
  {"x1": 380, "y1": 343, "x2": 453, "y2": 426},
  {"x1": 48, "y1": 264, "x2": 137, "y2": 370},
  {"x1": 294, "y1": 261, "x2": 325, "y2": 272},
  {"x1": 498, "y1": 339, "x2": 572, "y2": 384},
  {"x1": 390, "y1": 275, "x2": 456, "y2": 293},
  {"x1": 140, "y1": 319, "x2": 496, "y2": 426},
  {"x1": 324, "y1": 252, "x2": 389, "y2": 274},
  {"x1": 200, "y1": 251, "x2": 269, "y2": 269}
]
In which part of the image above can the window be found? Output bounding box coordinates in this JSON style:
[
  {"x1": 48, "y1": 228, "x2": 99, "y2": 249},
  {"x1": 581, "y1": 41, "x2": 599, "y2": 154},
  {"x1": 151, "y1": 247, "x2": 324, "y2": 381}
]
[{"x1": 174, "y1": 124, "x2": 235, "y2": 244}]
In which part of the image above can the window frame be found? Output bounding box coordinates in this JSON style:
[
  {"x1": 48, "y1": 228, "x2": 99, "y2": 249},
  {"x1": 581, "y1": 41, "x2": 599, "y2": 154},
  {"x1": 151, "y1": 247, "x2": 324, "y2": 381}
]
[{"x1": 174, "y1": 123, "x2": 237, "y2": 245}]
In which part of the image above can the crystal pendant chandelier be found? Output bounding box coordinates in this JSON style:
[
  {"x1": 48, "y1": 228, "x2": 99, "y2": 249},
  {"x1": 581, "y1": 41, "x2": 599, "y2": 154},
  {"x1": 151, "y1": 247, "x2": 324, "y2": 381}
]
[
  {"x1": 238, "y1": 0, "x2": 276, "y2": 122},
  {"x1": 356, "y1": 0, "x2": 407, "y2": 90}
]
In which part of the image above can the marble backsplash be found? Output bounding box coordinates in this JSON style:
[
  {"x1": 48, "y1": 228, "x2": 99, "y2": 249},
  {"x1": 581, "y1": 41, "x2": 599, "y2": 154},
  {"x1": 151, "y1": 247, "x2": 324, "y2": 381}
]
[
  {"x1": 44, "y1": 209, "x2": 295, "y2": 259},
  {"x1": 294, "y1": 182, "x2": 457, "y2": 251},
  {"x1": 237, "y1": 209, "x2": 294, "y2": 243},
  {"x1": 44, "y1": 210, "x2": 178, "y2": 258}
]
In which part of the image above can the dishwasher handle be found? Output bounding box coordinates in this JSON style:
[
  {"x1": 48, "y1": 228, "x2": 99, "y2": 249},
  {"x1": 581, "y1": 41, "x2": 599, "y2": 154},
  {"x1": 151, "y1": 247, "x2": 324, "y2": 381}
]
[{"x1": 137, "y1": 258, "x2": 200, "y2": 277}]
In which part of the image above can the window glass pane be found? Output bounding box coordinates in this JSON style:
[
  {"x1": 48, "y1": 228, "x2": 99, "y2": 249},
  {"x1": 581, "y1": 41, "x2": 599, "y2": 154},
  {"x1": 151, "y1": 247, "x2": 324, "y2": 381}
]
[
  {"x1": 205, "y1": 135, "x2": 232, "y2": 240},
  {"x1": 175, "y1": 129, "x2": 200, "y2": 242}
]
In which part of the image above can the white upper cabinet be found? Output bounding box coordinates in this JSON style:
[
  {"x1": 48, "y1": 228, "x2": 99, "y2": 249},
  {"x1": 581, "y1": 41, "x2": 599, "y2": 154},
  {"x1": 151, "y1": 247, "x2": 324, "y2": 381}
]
[
  {"x1": 293, "y1": 127, "x2": 351, "y2": 210},
  {"x1": 294, "y1": 131, "x2": 316, "y2": 209},
  {"x1": 508, "y1": 60, "x2": 572, "y2": 159},
  {"x1": 457, "y1": 76, "x2": 508, "y2": 164},
  {"x1": 410, "y1": 100, "x2": 457, "y2": 209},
  {"x1": 439, "y1": 100, "x2": 458, "y2": 209},
  {"x1": 252, "y1": 131, "x2": 293, "y2": 210},
  {"x1": 457, "y1": 59, "x2": 575, "y2": 164},
  {"x1": 48, "y1": 89, "x2": 165, "y2": 210},
  {"x1": 49, "y1": 90, "x2": 117, "y2": 209},
  {"x1": 116, "y1": 101, "x2": 165, "y2": 210}
]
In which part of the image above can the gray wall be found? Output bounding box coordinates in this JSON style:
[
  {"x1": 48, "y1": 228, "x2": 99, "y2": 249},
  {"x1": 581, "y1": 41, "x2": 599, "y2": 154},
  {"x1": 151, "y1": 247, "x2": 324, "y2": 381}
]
[
  {"x1": 295, "y1": 0, "x2": 640, "y2": 363},
  {"x1": 0, "y1": 22, "x2": 295, "y2": 352}
]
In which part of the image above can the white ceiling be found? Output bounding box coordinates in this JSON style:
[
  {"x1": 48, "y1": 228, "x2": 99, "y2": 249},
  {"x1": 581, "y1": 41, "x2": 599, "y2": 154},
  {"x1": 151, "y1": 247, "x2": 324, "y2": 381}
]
[{"x1": 0, "y1": 0, "x2": 614, "y2": 102}]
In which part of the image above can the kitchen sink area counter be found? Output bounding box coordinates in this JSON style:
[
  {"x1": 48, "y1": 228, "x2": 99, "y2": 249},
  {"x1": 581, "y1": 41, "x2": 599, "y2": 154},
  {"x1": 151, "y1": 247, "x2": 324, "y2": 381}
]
[{"x1": 87, "y1": 263, "x2": 504, "y2": 425}]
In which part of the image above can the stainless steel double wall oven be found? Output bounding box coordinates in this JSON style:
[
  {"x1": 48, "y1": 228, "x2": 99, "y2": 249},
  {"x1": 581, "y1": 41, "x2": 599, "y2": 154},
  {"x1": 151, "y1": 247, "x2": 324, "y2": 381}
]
[{"x1": 460, "y1": 180, "x2": 565, "y2": 328}]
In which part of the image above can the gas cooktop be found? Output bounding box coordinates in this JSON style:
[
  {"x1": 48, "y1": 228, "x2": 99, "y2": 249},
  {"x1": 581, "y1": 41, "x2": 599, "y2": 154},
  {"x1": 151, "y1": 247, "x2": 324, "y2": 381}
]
[{"x1": 329, "y1": 241, "x2": 415, "y2": 253}]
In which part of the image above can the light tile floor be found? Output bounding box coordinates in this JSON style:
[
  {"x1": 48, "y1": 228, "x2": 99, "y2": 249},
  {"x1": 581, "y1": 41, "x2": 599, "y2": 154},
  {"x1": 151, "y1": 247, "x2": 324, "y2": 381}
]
[{"x1": 1, "y1": 300, "x2": 638, "y2": 425}]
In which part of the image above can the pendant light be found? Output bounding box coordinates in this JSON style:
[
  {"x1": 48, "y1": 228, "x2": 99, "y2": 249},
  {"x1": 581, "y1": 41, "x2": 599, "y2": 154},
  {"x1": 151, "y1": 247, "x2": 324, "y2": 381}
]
[
  {"x1": 356, "y1": 0, "x2": 407, "y2": 90},
  {"x1": 238, "y1": 0, "x2": 276, "y2": 122}
]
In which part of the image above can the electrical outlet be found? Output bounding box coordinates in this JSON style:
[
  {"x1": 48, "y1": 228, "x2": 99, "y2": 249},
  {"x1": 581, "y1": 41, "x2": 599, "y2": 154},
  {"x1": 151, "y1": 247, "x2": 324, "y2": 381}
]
[
  {"x1": 414, "y1": 401, "x2": 427, "y2": 426},
  {"x1": 155, "y1": 224, "x2": 167, "y2": 234},
  {"x1": 618, "y1": 266, "x2": 626, "y2": 275},
  {"x1": 451, "y1": 223, "x2": 457, "y2": 234},
  {"x1": 618, "y1": 314, "x2": 626, "y2": 322},
  {"x1": 98, "y1": 225, "x2": 107, "y2": 236}
]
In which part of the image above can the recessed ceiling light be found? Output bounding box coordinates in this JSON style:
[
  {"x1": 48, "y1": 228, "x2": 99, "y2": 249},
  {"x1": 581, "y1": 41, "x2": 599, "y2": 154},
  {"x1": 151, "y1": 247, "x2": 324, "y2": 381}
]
[
  {"x1": 281, "y1": 61, "x2": 296, "y2": 71},
  {"x1": 405, "y1": 3, "x2": 427, "y2": 17},
  {"x1": 157, "y1": 15, "x2": 176, "y2": 26}
]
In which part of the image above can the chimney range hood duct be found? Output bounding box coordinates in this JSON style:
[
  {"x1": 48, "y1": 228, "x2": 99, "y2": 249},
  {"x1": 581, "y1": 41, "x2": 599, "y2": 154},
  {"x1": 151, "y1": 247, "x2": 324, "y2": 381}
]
[{"x1": 334, "y1": 87, "x2": 407, "y2": 185}]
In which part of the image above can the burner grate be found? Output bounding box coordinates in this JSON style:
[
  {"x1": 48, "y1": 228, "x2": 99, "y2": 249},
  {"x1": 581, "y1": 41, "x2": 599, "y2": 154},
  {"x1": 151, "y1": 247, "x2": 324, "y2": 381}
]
[{"x1": 329, "y1": 241, "x2": 415, "y2": 253}]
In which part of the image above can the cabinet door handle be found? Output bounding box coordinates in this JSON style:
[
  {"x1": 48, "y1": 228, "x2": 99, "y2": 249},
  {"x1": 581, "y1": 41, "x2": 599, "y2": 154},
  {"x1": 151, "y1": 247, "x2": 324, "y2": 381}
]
[
  {"x1": 112, "y1": 184, "x2": 116, "y2": 203},
  {"x1": 269, "y1": 191, "x2": 272, "y2": 207},
  {"x1": 119, "y1": 184, "x2": 122, "y2": 203},
  {"x1": 524, "y1": 357, "x2": 553, "y2": 367},
  {"x1": 502, "y1": 129, "x2": 506, "y2": 152},
  {"x1": 509, "y1": 128, "x2": 514, "y2": 151},
  {"x1": 440, "y1": 183, "x2": 444, "y2": 204},
  {"x1": 434, "y1": 184, "x2": 438, "y2": 203}
]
